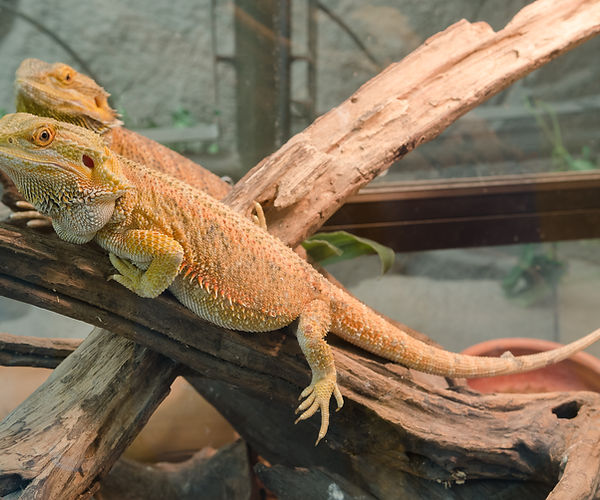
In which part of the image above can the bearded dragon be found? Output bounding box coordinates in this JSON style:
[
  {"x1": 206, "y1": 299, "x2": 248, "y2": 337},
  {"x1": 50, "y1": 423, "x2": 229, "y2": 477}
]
[
  {"x1": 2, "y1": 113, "x2": 600, "y2": 445},
  {"x1": 14, "y1": 58, "x2": 230, "y2": 199}
]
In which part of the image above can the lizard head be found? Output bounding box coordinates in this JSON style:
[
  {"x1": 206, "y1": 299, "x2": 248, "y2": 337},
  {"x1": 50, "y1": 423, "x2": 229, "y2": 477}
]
[
  {"x1": 0, "y1": 113, "x2": 131, "y2": 242},
  {"x1": 15, "y1": 58, "x2": 122, "y2": 134}
]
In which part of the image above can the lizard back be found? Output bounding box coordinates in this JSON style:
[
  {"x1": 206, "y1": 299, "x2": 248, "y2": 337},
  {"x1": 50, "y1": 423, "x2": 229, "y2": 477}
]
[{"x1": 114, "y1": 157, "x2": 323, "y2": 331}]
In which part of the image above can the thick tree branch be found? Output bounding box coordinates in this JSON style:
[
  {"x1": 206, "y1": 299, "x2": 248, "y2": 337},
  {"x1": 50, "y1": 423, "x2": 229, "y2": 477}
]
[
  {"x1": 1, "y1": 223, "x2": 600, "y2": 497},
  {"x1": 95, "y1": 441, "x2": 252, "y2": 500},
  {"x1": 225, "y1": 0, "x2": 600, "y2": 246},
  {"x1": 0, "y1": 328, "x2": 177, "y2": 499}
]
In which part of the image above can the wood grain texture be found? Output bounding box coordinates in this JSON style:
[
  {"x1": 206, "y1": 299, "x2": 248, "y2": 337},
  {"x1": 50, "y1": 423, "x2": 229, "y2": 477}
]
[
  {"x1": 95, "y1": 441, "x2": 252, "y2": 500},
  {"x1": 0, "y1": 332, "x2": 80, "y2": 368},
  {"x1": 1, "y1": 0, "x2": 599, "y2": 497},
  {"x1": 225, "y1": 0, "x2": 600, "y2": 247}
]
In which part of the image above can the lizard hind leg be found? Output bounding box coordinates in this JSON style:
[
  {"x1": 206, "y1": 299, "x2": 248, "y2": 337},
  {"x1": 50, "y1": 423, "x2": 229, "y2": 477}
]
[{"x1": 294, "y1": 298, "x2": 343, "y2": 445}]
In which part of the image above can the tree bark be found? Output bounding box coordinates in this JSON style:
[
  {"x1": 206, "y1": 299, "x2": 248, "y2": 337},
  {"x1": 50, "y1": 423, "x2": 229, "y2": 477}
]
[
  {"x1": 0, "y1": 328, "x2": 177, "y2": 499},
  {"x1": 0, "y1": 332, "x2": 80, "y2": 368},
  {"x1": 1, "y1": 223, "x2": 600, "y2": 498},
  {"x1": 95, "y1": 441, "x2": 253, "y2": 500}
]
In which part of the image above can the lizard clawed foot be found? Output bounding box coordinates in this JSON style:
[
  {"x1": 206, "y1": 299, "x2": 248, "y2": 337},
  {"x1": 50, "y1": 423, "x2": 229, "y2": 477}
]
[
  {"x1": 294, "y1": 374, "x2": 343, "y2": 445},
  {"x1": 108, "y1": 253, "x2": 144, "y2": 293},
  {"x1": 9, "y1": 201, "x2": 52, "y2": 229}
]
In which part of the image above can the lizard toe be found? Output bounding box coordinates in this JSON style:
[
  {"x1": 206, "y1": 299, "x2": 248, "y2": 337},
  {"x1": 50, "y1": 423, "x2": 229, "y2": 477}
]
[
  {"x1": 295, "y1": 391, "x2": 316, "y2": 414},
  {"x1": 294, "y1": 376, "x2": 343, "y2": 445},
  {"x1": 109, "y1": 253, "x2": 137, "y2": 275}
]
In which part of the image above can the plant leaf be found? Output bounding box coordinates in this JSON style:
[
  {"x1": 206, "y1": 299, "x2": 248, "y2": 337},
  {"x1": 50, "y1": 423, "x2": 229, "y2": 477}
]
[
  {"x1": 301, "y1": 238, "x2": 343, "y2": 262},
  {"x1": 303, "y1": 231, "x2": 395, "y2": 274}
]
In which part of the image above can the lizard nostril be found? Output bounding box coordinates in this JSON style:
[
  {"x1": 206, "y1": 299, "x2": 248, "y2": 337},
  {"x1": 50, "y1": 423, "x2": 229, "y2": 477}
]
[{"x1": 8, "y1": 137, "x2": 13, "y2": 144}]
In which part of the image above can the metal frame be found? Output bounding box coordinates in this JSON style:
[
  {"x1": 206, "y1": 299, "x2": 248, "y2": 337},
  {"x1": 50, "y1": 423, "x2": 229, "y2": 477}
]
[{"x1": 323, "y1": 171, "x2": 600, "y2": 251}]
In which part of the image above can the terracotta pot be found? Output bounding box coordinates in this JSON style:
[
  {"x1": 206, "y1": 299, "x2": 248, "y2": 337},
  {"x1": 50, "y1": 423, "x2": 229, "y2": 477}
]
[{"x1": 461, "y1": 338, "x2": 600, "y2": 394}]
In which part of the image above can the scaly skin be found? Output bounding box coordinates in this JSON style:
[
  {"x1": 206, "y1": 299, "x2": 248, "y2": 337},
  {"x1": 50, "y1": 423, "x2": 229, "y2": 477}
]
[
  {"x1": 2, "y1": 113, "x2": 600, "y2": 444},
  {"x1": 14, "y1": 58, "x2": 230, "y2": 199}
]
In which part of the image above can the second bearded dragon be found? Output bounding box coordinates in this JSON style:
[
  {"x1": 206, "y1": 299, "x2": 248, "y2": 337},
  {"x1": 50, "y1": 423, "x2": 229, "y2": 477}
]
[{"x1": 13, "y1": 57, "x2": 230, "y2": 200}]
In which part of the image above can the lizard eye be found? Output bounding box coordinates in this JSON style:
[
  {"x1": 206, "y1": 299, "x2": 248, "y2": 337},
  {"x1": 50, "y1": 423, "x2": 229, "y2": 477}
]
[
  {"x1": 82, "y1": 154, "x2": 95, "y2": 168},
  {"x1": 32, "y1": 126, "x2": 55, "y2": 147},
  {"x1": 55, "y1": 66, "x2": 74, "y2": 85}
]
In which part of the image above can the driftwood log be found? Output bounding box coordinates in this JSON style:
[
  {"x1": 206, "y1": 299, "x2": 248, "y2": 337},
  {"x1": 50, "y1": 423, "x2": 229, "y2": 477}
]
[
  {"x1": 0, "y1": 227, "x2": 600, "y2": 498},
  {"x1": 0, "y1": 0, "x2": 599, "y2": 498},
  {"x1": 0, "y1": 327, "x2": 177, "y2": 500},
  {"x1": 0, "y1": 332, "x2": 80, "y2": 368},
  {"x1": 224, "y1": 0, "x2": 600, "y2": 247},
  {"x1": 95, "y1": 441, "x2": 253, "y2": 500},
  {"x1": 1, "y1": 224, "x2": 600, "y2": 499}
]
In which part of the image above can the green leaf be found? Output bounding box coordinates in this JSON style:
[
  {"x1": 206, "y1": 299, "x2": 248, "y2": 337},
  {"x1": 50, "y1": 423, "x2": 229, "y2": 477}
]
[
  {"x1": 207, "y1": 142, "x2": 220, "y2": 155},
  {"x1": 501, "y1": 247, "x2": 566, "y2": 307},
  {"x1": 302, "y1": 238, "x2": 343, "y2": 262},
  {"x1": 172, "y1": 107, "x2": 195, "y2": 129},
  {"x1": 565, "y1": 157, "x2": 596, "y2": 171},
  {"x1": 303, "y1": 230, "x2": 395, "y2": 274}
]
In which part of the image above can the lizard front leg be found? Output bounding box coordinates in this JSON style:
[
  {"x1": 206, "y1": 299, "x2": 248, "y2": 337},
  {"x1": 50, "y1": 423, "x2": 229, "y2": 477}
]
[
  {"x1": 96, "y1": 228, "x2": 184, "y2": 298},
  {"x1": 294, "y1": 298, "x2": 344, "y2": 445}
]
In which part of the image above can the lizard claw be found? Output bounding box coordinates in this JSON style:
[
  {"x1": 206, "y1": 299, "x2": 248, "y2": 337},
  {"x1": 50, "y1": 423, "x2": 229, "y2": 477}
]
[
  {"x1": 8, "y1": 205, "x2": 52, "y2": 229},
  {"x1": 294, "y1": 375, "x2": 343, "y2": 445},
  {"x1": 108, "y1": 253, "x2": 144, "y2": 291}
]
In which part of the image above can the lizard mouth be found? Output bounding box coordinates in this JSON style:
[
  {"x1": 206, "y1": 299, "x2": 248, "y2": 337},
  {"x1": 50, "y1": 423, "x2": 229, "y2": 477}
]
[{"x1": 0, "y1": 146, "x2": 91, "y2": 180}]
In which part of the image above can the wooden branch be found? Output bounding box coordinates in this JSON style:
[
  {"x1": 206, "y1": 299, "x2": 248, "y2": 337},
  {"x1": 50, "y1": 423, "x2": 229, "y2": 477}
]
[
  {"x1": 0, "y1": 170, "x2": 24, "y2": 213},
  {"x1": 0, "y1": 327, "x2": 177, "y2": 499},
  {"x1": 0, "y1": 332, "x2": 79, "y2": 368},
  {"x1": 224, "y1": 0, "x2": 600, "y2": 246},
  {"x1": 1, "y1": 0, "x2": 599, "y2": 497},
  {"x1": 546, "y1": 404, "x2": 600, "y2": 500},
  {"x1": 95, "y1": 441, "x2": 252, "y2": 500},
  {"x1": 1, "y1": 223, "x2": 600, "y2": 497}
]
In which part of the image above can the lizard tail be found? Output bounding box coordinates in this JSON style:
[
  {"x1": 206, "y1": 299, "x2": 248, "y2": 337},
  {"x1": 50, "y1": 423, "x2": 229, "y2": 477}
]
[{"x1": 328, "y1": 287, "x2": 600, "y2": 378}]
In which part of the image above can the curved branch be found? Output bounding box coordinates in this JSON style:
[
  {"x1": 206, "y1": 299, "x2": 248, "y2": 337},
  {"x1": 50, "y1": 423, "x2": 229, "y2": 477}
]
[
  {"x1": 1, "y1": 0, "x2": 599, "y2": 497},
  {"x1": 548, "y1": 405, "x2": 600, "y2": 499},
  {"x1": 0, "y1": 327, "x2": 177, "y2": 499},
  {"x1": 225, "y1": 0, "x2": 600, "y2": 247}
]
